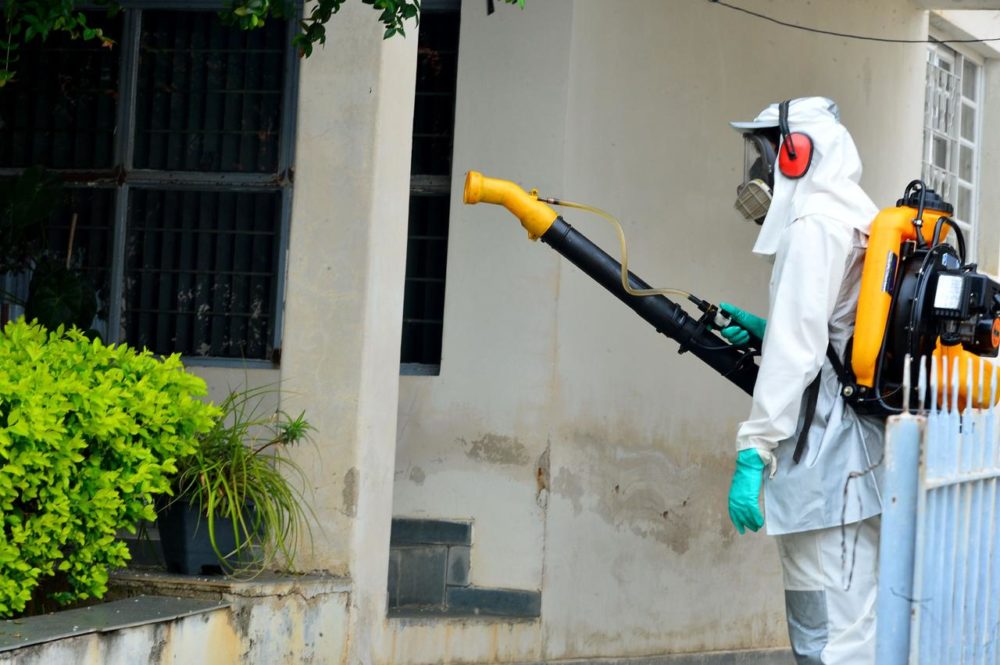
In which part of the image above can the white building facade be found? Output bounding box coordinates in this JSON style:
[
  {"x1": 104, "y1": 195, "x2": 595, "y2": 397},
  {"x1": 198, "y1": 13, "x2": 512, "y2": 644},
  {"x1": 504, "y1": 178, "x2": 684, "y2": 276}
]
[{"x1": 5, "y1": 1, "x2": 1000, "y2": 663}]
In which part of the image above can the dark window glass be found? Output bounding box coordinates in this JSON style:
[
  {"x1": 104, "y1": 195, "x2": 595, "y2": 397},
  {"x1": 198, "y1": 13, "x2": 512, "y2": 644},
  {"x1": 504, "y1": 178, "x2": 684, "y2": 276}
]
[
  {"x1": 0, "y1": 184, "x2": 114, "y2": 335},
  {"x1": 0, "y1": 9, "x2": 294, "y2": 362},
  {"x1": 52, "y1": 188, "x2": 116, "y2": 329},
  {"x1": 125, "y1": 188, "x2": 279, "y2": 358},
  {"x1": 400, "y1": 5, "x2": 460, "y2": 369},
  {"x1": 0, "y1": 13, "x2": 122, "y2": 169},
  {"x1": 134, "y1": 11, "x2": 286, "y2": 172}
]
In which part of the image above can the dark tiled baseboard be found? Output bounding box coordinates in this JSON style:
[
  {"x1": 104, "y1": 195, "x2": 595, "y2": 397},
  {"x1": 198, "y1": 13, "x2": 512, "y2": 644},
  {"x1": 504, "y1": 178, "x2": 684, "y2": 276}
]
[
  {"x1": 391, "y1": 518, "x2": 472, "y2": 546},
  {"x1": 446, "y1": 587, "x2": 541, "y2": 617},
  {"x1": 388, "y1": 518, "x2": 541, "y2": 619}
]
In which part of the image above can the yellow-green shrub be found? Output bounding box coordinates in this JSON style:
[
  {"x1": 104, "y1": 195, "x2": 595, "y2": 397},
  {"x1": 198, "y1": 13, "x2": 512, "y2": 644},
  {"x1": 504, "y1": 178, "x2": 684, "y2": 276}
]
[{"x1": 0, "y1": 320, "x2": 219, "y2": 617}]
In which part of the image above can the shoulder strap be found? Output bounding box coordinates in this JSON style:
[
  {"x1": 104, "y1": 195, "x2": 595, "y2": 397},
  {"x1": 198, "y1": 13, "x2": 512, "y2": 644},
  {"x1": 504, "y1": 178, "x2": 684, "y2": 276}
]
[
  {"x1": 792, "y1": 373, "x2": 821, "y2": 464},
  {"x1": 792, "y1": 342, "x2": 854, "y2": 464}
]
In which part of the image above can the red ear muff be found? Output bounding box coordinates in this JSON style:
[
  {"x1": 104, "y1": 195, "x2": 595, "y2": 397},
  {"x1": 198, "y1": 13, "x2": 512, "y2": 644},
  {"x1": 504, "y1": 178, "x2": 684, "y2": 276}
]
[
  {"x1": 776, "y1": 99, "x2": 814, "y2": 180},
  {"x1": 778, "y1": 132, "x2": 813, "y2": 179}
]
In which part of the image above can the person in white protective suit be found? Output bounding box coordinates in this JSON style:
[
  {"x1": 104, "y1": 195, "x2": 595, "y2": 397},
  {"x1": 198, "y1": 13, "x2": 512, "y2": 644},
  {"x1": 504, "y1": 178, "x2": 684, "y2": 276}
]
[{"x1": 720, "y1": 97, "x2": 885, "y2": 665}]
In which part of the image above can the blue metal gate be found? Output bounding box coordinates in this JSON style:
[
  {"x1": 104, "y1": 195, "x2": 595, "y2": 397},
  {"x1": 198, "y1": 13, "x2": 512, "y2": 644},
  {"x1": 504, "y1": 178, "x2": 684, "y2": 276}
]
[{"x1": 877, "y1": 357, "x2": 1000, "y2": 664}]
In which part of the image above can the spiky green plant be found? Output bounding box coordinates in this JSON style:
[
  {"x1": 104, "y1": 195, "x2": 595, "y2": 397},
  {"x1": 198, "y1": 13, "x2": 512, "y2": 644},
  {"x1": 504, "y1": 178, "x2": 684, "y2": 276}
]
[{"x1": 169, "y1": 385, "x2": 315, "y2": 575}]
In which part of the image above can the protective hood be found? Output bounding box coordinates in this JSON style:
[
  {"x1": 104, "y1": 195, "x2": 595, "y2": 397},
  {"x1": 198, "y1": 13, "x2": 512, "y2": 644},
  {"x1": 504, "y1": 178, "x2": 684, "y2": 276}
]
[{"x1": 731, "y1": 97, "x2": 879, "y2": 257}]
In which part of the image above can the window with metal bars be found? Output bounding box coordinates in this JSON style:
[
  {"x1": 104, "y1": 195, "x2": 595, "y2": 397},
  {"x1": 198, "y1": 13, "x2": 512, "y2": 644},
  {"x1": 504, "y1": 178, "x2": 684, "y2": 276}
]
[
  {"x1": 0, "y1": 3, "x2": 298, "y2": 364},
  {"x1": 400, "y1": 0, "x2": 460, "y2": 375},
  {"x1": 923, "y1": 41, "x2": 982, "y2": 257}
]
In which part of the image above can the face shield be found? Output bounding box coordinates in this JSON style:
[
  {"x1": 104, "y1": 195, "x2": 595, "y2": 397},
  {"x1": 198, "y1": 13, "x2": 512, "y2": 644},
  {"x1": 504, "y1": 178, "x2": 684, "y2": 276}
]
[{"x1": 734, "y1": 132, "x2": 778, "y2": 225}]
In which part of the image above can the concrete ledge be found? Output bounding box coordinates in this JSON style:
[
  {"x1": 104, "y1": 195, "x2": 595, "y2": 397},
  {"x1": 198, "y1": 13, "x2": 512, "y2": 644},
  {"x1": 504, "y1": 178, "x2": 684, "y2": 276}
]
[
  {"x1": 109, "y1": 569, "x2": 352, "y2": 663},
  {"x1": 520, "y1": 650, "x2": 793, "y2": 665},
  {"x1": 0, "y1": 595, "x2": 228, "y2": 653},
  {"x1": 110, "y1": 569, "x2": 351, "y2": 600}
]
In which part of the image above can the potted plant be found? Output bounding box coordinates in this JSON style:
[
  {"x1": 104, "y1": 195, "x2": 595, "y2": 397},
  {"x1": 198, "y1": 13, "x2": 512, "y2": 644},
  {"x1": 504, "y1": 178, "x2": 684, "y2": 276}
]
[{"x1": 156, "y1": 385, "x2": 315, "y2": 576}]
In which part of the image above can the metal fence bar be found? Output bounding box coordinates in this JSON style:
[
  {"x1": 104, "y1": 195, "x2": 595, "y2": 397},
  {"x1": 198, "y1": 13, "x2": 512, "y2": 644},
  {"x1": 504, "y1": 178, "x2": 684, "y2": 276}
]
[
  {"x1": 989, "y1": 478, "x2": 1000, "y2": 665},
  {"x1": 915, "y1": 358, "x2": 943, "y2": 665},
  {"x1": 875, "y1": 413, "x2": 922, "y2": 665}
]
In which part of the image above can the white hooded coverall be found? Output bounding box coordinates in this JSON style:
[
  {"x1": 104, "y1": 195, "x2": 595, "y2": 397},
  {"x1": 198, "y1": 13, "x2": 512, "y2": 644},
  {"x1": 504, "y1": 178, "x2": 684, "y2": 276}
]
[{"x1": 731, "y1": 97, "x2": 885, "y2": 665}]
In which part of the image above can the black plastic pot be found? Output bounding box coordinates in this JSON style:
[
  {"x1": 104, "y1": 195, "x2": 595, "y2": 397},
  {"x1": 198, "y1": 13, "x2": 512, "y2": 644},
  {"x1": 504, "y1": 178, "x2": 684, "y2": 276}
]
[{"x1": 156, "y1": 498, "x2": 244, "y2": 575}]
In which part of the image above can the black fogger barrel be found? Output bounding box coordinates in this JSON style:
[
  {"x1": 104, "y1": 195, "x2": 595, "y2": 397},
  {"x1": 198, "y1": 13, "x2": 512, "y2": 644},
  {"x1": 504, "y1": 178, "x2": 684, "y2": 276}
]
[{"x1": 463, "y1": 171, "x2": 759, "y2": 395}]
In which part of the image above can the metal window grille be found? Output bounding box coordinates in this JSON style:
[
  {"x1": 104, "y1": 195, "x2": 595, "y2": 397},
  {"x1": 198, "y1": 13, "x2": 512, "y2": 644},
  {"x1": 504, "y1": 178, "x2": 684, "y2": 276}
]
[
  {"x1": 399, "y1": 1, "x2": 461, "y2": 374},
  {"x1": 0, "y1": 3, "x2": 298, "y2": 364},
  {"x1": 923, "y1": 44, "x2": 982, "y2": 258}
]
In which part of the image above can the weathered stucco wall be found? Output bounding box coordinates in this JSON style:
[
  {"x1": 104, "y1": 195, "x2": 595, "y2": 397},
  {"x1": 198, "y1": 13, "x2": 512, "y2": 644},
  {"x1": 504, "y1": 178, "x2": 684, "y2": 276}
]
[
  {"x1": 4, "y1": 580, "x2": 351, "y2": 665},
  {"x1": 392, "y1": 0, "x2": 937, "y2": 660},
  {"x1": 0, "y1": 611, "x2": 240, "y2": 665}
]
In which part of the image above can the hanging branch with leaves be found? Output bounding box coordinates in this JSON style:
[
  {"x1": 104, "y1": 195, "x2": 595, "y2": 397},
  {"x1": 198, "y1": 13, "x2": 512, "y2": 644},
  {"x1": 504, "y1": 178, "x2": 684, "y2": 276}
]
[
  {"x1": 1, "y1": 0, "x2": 526, "y2": 86},
  {"x1": 1, "y1": 1, "x2": 115, "y2": 87}
]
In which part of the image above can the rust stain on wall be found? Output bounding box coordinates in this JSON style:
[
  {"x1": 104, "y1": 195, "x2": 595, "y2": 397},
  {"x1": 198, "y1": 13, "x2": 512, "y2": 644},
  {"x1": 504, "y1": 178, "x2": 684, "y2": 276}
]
[{"x1": 536, "y1": 441, "x2": 551, "y2": 509}]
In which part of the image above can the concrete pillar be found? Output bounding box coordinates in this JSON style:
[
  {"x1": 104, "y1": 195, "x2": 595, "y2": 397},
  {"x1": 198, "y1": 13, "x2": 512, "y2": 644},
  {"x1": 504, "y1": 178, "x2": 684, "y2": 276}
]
[{"x1": 282, "y1": 1, "x2": 418, "y2": 662}]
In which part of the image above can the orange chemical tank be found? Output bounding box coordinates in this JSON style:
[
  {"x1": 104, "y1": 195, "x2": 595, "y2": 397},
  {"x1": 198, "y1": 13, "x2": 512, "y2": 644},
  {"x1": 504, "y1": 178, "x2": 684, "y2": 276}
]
[
  {"x1": 931, "y1": 342, "x2": 999, "y2": 410},
  {"x1": 851, "y1": 203, "x2": 949, "y2": 389},
  {"x1": 851, "y1": 202, "x2": 1000, "y2": 409}
]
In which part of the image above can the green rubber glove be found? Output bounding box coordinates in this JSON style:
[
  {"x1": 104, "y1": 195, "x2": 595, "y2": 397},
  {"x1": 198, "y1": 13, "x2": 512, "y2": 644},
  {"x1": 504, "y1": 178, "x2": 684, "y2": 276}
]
[
  {"x1": 719, "y1": 302, "x2": 767, "y2": 346},
  {"x1": 728, "y1": 449, "x2": 766, "y2": 534}
]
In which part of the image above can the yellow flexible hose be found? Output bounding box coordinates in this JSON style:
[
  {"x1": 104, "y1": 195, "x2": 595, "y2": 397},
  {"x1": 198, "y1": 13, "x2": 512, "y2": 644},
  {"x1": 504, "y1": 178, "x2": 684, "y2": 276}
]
[{"x1": 540, "y1": 197, "x2": 693, "y2": 301}]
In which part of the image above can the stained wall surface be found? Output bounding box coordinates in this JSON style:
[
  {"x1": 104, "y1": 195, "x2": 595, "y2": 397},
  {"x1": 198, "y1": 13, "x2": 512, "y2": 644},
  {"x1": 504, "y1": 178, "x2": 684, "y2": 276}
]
[{"x1": 392, "y1": 0, "x2": 958, "y2": 660}]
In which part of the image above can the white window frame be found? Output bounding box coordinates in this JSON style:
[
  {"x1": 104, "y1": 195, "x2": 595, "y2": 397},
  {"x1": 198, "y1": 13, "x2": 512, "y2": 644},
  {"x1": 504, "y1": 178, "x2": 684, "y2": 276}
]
[{"x1": 923, "y1": 37, "x2": 985, "y2": 261}]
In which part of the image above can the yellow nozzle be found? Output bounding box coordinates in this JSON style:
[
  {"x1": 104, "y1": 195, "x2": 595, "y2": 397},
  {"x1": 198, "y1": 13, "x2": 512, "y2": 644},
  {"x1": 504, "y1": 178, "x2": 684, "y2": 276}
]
[{"x1": 464, "y1": 171, "x2": 558, "y2": 240}]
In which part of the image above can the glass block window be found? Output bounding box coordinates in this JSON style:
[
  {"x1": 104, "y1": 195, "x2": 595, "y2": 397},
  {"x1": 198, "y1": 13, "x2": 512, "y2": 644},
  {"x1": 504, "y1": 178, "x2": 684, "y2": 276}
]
[
  {"x1": 0, "y1": 4, "x2": 298, "y2": 363},
  {"x1": 400, "y1": 0, "x2": 460, "y2": 373},
  {"x1": 923, "y1": 43, "x2": 982, "y2": 256}
]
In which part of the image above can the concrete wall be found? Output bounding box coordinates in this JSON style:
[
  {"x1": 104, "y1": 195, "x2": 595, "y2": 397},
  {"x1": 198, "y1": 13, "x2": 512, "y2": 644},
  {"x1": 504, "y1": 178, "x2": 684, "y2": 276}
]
[{"x1": 392, "y1": 0, "x2": 950, "y2": 660}]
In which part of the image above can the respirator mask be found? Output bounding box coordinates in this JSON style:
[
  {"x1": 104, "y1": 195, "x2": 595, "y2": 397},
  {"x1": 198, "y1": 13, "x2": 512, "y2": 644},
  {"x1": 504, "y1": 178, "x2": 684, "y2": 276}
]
[{"x1": 734, "y1": 132, "x2": 777, "y2": 225}]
